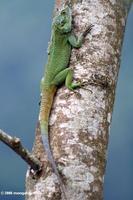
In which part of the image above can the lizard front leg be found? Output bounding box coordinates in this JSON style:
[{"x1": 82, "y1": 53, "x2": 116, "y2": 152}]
[{"x1": 68, "y1": 24, "x2": 93, "y2": 48}]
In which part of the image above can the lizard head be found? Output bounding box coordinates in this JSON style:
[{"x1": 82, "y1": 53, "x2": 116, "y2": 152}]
[{"x1": 53, "y1": 6, "x2": 72, "y2": 33}]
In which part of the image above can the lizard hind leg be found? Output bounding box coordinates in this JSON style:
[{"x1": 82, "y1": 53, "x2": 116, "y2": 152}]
[
  {"x1": 51, "y1": 68, "x2": 81, "y2": 98},
  {"x1": 65, "y1": 68, "x2": 81, "y2": 90},
  {"x1": 51, "y1": 68, "x2": 81, "y2": 90}
]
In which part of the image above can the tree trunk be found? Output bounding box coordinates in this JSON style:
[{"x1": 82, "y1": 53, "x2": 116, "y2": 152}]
[{"x1": 25, "y1": 0, "x2": 131, "y2": 199}]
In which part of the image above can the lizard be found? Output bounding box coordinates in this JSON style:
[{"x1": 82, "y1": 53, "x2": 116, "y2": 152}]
[{"x1": 39, "y1": 5, "x2": 92, "y2": 199}]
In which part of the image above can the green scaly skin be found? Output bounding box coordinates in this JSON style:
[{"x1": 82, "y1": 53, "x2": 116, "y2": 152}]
[{"x1": 39, "y1": 6, "x2": 92, "y2": 199}]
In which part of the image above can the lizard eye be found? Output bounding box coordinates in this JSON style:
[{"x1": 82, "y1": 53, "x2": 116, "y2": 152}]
[{"x1": 61, "y1": 10, "x2": 66, "y2": 15}]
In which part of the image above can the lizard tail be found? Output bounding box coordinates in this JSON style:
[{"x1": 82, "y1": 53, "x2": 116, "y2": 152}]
[
  {"x1": 41, "y1": 129, "x2": 67, "y2": 199},
  {"x1": 39, "y1": 87, "x2": 67, "y2": 199}
]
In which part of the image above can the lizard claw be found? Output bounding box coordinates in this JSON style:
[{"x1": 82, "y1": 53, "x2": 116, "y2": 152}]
[
  {"x1": 83, "y1": 24, "x2": 94, "y2": 37},
  {"x1": 80, "y1": 81, "x2": 93, "y2": 93}
]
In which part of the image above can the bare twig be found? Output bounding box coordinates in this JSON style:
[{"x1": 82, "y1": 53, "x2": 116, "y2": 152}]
[{"x1": 0, "y1": 129, "x2": 42, "y2": 172}]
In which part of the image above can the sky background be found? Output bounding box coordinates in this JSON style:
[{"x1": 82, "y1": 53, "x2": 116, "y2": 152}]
[{"x1": 0, "y1": 1, "x2": 132, "y2": 200}]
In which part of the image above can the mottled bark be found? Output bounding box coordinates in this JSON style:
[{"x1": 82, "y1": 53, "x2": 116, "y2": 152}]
[{"x1": 25, "y1": 0, "x2": 130, "y2": 199}]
